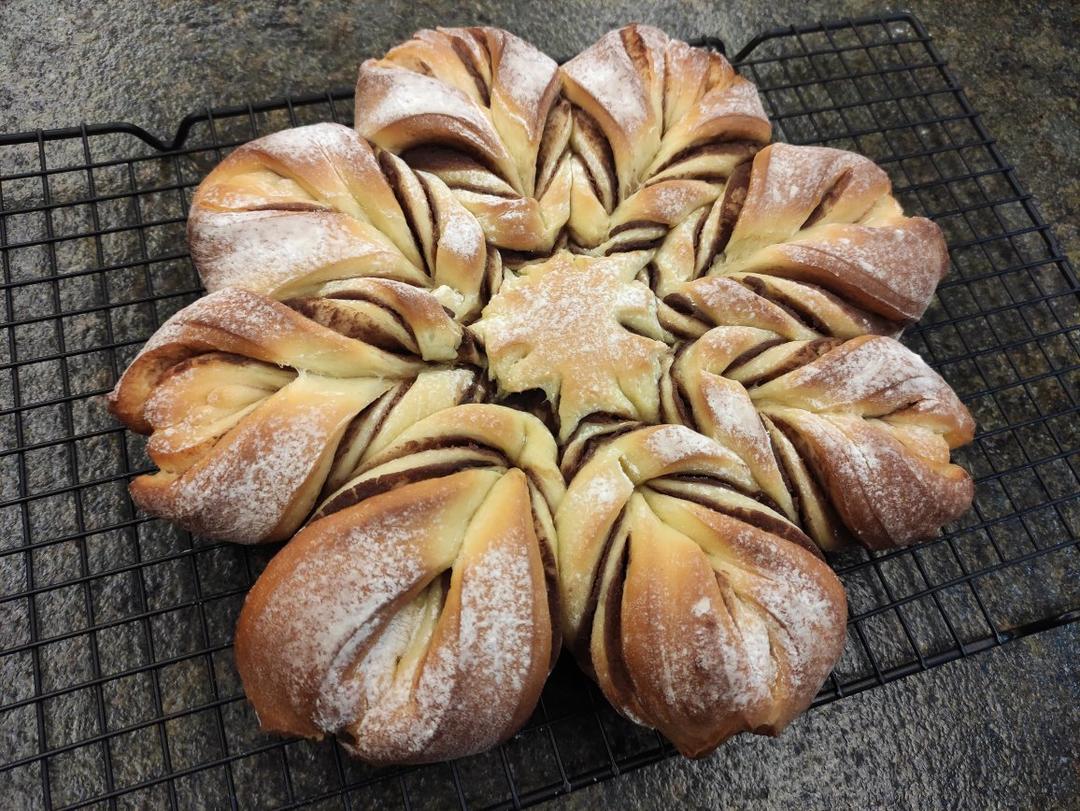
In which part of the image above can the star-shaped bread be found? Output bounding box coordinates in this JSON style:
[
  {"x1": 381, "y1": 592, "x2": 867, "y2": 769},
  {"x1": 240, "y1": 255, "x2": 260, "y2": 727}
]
[{"x1": 471, "y1": 252, "x2": 669, "y2": 438}]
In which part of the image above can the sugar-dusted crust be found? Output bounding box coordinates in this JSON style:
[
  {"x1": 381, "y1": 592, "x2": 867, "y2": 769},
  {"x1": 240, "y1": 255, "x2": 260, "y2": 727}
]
[
  {"x1": 108, "y1": 288, "x2": 428, "y2": 431},
  {"x1": 107, "y1": 288, "x2": 481, "y2": 543},
  {"x1": 471, "y1": 251, "x2": 668, "y2": 438},
  {"x1": 235, "y1": 405, "x2": 563, "y2": 763},
  {"x1": 187, "y1": 122, "x2": 491, "y2": 321},
  {"x1": 657, "y1": 143, "x2": 950, "y2": 331},
  {"x1": 560, "y1": 25, "x2": 771, "y2": 252},
  {"x1": 106, "y1": 23, "x2": 979, "y2": 767},
  {"x1": 663, "y1": 330, "x2": 974, "y2": 549},
  {"x1": 556, "y1": 424, "x2": 846, "y2": 757},
  {"x1": 356, "y1": 27, "x2": 569, "y2": 253}
]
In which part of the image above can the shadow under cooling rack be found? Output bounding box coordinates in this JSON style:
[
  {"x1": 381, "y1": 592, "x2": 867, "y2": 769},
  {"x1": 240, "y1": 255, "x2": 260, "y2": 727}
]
[{"x1": 0, "y1": 12, "x2": 1077, "y2": 811}]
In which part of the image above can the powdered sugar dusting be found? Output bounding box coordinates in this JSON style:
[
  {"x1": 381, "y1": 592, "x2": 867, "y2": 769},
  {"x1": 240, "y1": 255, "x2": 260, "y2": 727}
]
[
  {"x1": 728, "y1": 596, "x2": 773, "y2": 699},
  {"x1": 472, "y1": 252, "x2": 668, "y2": 436},
  {"x1": 805, "y1": 415, "x2": 920, "y2": 539},
  {"x1": 692, "y1": 77, "x2": 769, "y2": 126},
  {"x1": 493, "y1": 35, "x2": 558, "y2": 137},
  {"x1": 158, "y1": 402, "x2": 341, "y2": 541},
  {"x1": 621, "y1": 180, "x2": 717, "y2": 226},
  {"x1": 760, "y1": 144, "x2": 872, "y2": 213},
  {"x1": 684, "y1": 276, "x2": 813, "y2": 339},
  {"x1": 334, "y1": 590, "x2": 433, "y2": 733},
  {"x1": 260, "y1": 499, "x2": 438, "y2": 727},
  {"x1": 358, "y1": 64, "x2": 496, "y2": 140},
  {"x1": 771, "y1": 409, "x2": 971, "y2": 547},
  {"x1": 643, "y1": 522, "x2": 840, "y2": 724},
  {"x1": 341, "y1": 487, "x2": 545, "y2": 761},
  {"x1": 133, "y1": 288, "x2": 279, "y2": 358},
  {"x1": 632, "y1": 558, "x2": 768, "y2": 717},
  {"x1": 755, "y1": 336, "x2": 955, "y2": 415},
  {"x1": 642, "y1": 424, "x2": 721, "y2": 465},
  {"x1": 574, "y1": 467, "x2": 631, "y2": 514},
  {"x1": 253, "y1": 123, "x2": 359, "y2": 173},
  {"x1": 562, "y1": 30, "x2": 649, "y2": 131},
  {"x1": 742, "y1": 537, "x2": 841, "y2": 680},
  {"x1": 702, "y1": 377, "x2": 769, "y2": 450},
  {"x1": 780, "y1": 220, "x2": 943, "y2": 311},
  {"x1": 723, "y1": 143, "x2": 883, "y2": 261},
  {"x1": 125, "y1": 25, "x2": 974, "y2": 765},
  {"x1": 145, "y1": 359, "x2": 290, "y2": 463},
  {"x1": 192, "y1": 208, "x2": 409, "y2": 294},
  {"x1": 457, "y1": 542, "x2": 535, "y2": 692},
  {"x1": 435, "y1": 197, "x2": 485, "y2": 260}
]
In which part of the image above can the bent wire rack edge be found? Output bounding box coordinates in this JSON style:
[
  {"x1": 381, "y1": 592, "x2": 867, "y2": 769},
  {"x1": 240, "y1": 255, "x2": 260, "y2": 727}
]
[{"x1": 1, "y1": 12, "x2": 1077, "y2": 811}]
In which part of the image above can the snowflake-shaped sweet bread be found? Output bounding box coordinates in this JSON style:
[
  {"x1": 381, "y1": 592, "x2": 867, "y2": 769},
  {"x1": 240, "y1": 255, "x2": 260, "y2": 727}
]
[{"x1": 109, "y1": 24, "x2": 974, "y2": 764}]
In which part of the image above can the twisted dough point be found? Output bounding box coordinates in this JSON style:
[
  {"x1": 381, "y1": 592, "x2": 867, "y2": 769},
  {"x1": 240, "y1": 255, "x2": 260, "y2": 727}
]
[
  {"x1": 664, "y1": 330, "x2": 974, "y2": 549},
  {"x1": 657, "y1": 143, "x2": 950, "y2": 330},
  {"x1": 236, "y1": 405, "x2": 564, "y2": 764},
  {"x1": 356, "y1": 27, "x2": 570, "y2": 253},
  {"x1": 560, "y1": 24, "x2": 771, "y2": 253},
  {"x1": 188, "y1": 122, "x2": 492, "y2": 321},
  {"x1": 556, "y1": 424, "x2": 846, "y2": 757},
  {"x1": 107, "y1": 289, "x2": 483, "y2": 543}
]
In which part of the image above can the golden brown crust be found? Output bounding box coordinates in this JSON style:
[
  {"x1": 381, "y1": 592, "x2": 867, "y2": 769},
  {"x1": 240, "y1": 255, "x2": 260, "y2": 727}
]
[
  {"x1": 355, "y1": 24, "x2": 772, "y2": 258},
  {"x1": 105, "y1": 23, "x2": 979, "y2": 767},
  {"x1": 188, "y1": 122, "x2": 488, "y2": 320},
  {"x1": 130, "y1": 373, "x2": 391, "y2": 543},
  {"x1": 748, "y1": 335, "x2": 974, "y2": 549},
  {"x1": 107, "y1": 288, "x2": 427, "y2": 433},
  {"x1": 106, "y1": 288, "x2": 478, "y2": 543},
  {"x1": 656, "y1": 143, "x2": 950, "y2": 324},
  {"x1": 664, "y1": 330, "x2": 974, "y2": 549},
  {"x1": 356, "y1": 27, "x2": 569, "y2": 252},
  {"x1": 560, "y1": 25, "x2": 771, "y2": 254},
  {"x1": 556, "y1": 425, "x2": 846, "y2": 757},
  {"x1": 235, "y1": 405, "x2": 563, "y2": 763}
]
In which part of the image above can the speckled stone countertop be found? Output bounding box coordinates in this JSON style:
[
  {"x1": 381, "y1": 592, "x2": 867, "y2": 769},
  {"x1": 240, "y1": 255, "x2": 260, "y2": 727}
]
[{"x1": 1, "y1": 1, "x2": 1077, "y2": 809}]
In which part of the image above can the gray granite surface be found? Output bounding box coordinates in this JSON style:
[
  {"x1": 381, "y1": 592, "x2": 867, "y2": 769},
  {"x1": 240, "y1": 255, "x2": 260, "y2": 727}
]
[
  {"x1": 546, "y1": 623, "x2": 1079, "y2": 810},
  {"x1": 0, "y1": 1, "x2": 1077, "y2": 809}
]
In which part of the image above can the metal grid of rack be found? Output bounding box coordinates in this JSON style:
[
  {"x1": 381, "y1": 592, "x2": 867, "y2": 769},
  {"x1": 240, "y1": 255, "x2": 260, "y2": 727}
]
[{"x1": 0, "y1": 13, "x2": 1077, "y2": 810}]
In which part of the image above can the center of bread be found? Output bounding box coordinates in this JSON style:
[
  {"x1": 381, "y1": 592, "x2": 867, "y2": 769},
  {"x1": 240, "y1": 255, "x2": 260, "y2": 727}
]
[{"x1": 470, "y1": 250, "x2": 670, "y2": 439}]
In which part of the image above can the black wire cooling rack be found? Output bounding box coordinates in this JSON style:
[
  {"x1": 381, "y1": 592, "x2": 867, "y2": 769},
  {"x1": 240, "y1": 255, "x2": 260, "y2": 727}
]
[{"x1": 1, "y1": 12, "x2": 1077, "y2": 810}]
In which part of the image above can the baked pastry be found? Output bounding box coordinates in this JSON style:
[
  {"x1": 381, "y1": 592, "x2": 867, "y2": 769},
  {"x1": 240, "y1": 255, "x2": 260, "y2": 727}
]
[
  {"x1": 235, "y1": 404, "x2": 562, "y2": 763},
  {"x1": 355, "y1": 25, "x2": 773, "y2": 260},
  {"x1": 109, "y1": 24, "x2": 975, "y2": 764},
  {"x1": 187, "y1": 122, "x2": 495, "y2": 321},
  {"x1": 556, "y1": 424, "x2": 847, "y2": 756},
  {"x1": 108, "y1": 287, "x2": 482, "y2": 543}
]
